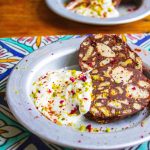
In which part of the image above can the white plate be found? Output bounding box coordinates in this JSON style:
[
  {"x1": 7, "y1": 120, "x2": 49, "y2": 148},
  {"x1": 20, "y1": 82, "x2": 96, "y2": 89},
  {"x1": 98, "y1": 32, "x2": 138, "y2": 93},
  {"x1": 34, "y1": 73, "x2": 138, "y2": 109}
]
[
  {"x1": 45, "y1": 0, "x2": 150, "y2": 25},
  {"x1": 7, "y1": 37, "x2": 150, "y2": 149}
]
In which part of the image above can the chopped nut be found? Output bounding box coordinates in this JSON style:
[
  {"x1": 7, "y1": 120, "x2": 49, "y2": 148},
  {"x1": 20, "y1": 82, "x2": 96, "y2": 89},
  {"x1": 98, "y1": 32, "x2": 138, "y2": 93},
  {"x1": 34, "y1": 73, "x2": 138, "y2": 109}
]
[
  {"x1": 108, "y1": 100, "x2": 122, "y2": 109},
  {"x1": 94, "y1": 34, "x2": 103, "y2": 39},
  {"x1": 79, "y1": 125, "x2": 86, "y2": 132},
  {"x1": 111, "y1": 89, "x2": 117, "y2": 96},
  {"x1": 79, "y1": 53, "x2": 83, "y2": 58},
  {"x1": 129, "y1": 51, "x2": 135, "y2": 60},
  {"x1": 99, "y1": 82, "x2": 110, "y2": 87},
  {"x1": 91, "y1": 107, "x2": 99, "y2": 114},
  {"x1": 97, "y1": 43, "x2": 116, "y2": 57},
  {"x1": 135, "y1": 57, "x2": 142, "y2": 70},
  {"x1": 138, "y1": 80, "x2": 150, "y2": 88},
  {"x1": 103, "y1": 67, "x2": 112, "y2": 77},
  {"x1": 105, "y1": 127, "x2": 111, "y2": 132},
  {"x1": 100, "y1": 58, "x2": 113, "y2": 66},
  {"x1": 83, "y1": 41, "x2": 89, "y2": 46},
  {"x1": 81, "y1": 62, "x2": 93, "y2": 70},
  {"x1": 92, "y1": 69, "x2": 98, "y2": 74},
  {"x1": 116, "y1": 87, "x2": 123, "y2": 94},
  {"x1": 119, "y1": 59, "x2": 133, "y2": 67},
  {"x1": 99, "y1": 107, "x2": 110, "y2": 117},
  {"x1": 95, "y1": 102, "x2": 102, "y2": 107},
  {"x1": 133, "y1": 103, "x2": 141, "y2": 110},
  {"x1": 92, "y1": 75, "x2": 99, "y2": 80},
  {"x1": 83, "y1": 46, "x2": 94, "y2": 61}
]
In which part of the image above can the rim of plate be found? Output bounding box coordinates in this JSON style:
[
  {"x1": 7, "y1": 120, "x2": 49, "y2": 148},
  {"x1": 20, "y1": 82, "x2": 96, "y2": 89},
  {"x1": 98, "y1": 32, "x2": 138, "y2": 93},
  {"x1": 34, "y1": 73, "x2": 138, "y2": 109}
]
[
  {"x1": 6, "y1": 38, "x2": 150, "y2": 150},
  {"x1": 45, "y1": 0, "x2": 150, "y2": 25}
]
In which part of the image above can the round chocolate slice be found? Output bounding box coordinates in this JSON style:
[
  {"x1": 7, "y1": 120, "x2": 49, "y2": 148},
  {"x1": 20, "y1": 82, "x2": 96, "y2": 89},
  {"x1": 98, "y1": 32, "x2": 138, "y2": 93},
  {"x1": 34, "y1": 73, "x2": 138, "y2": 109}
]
[
  {"x1": 85, "y1": 65, "x2": 150, "y2": 123},
  {"x1": 79, "y1": 34, "x2": 142, "y2": 72}
]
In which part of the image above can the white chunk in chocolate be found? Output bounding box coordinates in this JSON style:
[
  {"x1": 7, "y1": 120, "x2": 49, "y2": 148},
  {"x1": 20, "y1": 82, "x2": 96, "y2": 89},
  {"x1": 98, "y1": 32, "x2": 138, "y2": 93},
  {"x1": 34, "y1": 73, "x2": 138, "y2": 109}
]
[
  {"x1": 96, "y1": 43, "x2": 116, "y2": 57},
  {"x1": 133, "y1": 103, "x2": 141, "y2": 110},
  {"x1": 111, "y1": 66, "x2": 133, "y2": 84},
  {"x1": 138, "y1": 80, "x2": 150, "y2": 88},
  {"x1": 112, "y1": 45, "x2": 122, "y2": 51},
  {"x1": 99, "y1": 58, "x2": 114, "y2": 66},
  {"x1": 126, "y1": 84, "x2": 149, "y2": 99},
  {"x1": 81, "y1": 62, "x2": 93, "y2": 70},
  {"x1": 83, "y1": 46, "x2": 94, "y2": 61},
  {"x1": 108, "y1": 100, "x2": 122, "y2": 109},
  {"x1": 129, "y1": 51, "x2": 136, "y2": 60}
]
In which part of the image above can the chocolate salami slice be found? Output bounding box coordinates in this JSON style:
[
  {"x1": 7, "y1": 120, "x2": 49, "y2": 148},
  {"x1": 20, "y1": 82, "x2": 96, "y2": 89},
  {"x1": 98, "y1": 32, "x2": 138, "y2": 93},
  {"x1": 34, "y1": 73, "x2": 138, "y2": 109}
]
[
  {"x1": 79, "y1": 34, "x2": 142, "y2": 72},
  {"x1": 85, "y1": 65, "x2": 150, "y2": 123}
]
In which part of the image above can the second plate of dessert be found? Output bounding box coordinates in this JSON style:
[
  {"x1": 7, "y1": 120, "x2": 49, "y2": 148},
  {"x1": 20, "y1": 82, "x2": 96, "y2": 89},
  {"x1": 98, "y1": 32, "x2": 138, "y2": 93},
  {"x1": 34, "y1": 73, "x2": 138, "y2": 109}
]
[{"x1": 45, "y1": 0, "x2": 150, "y2": 25}]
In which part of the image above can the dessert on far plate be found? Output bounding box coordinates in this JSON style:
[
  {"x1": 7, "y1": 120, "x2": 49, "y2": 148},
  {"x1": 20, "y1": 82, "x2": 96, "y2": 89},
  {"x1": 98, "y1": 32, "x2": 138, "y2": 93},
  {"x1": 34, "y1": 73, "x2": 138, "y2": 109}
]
[{"x1": 65, "y1": 0, "x2": 121, "y2": 18}]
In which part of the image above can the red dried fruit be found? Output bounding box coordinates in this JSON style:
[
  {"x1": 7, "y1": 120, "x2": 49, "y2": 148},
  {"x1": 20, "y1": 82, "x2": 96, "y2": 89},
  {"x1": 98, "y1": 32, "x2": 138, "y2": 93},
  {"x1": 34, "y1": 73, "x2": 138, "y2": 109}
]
[
  {"x1": 128, "y1": 95, "x2": 132, "y2": 98},
  {"x1": 70, "y1": 77, "x2": 75, "y2": 82},
  {"x1": 60, "y1": 100, "x2": 64, "y2": 104},
  {"x1": 54, "y1": 119, "x2": 57, "y2": 123},
  {"x1": 79, "y1": 75, "x2": 87, "y2": 82},
  {"x1": 70, "y1": 107, "x2": 77, "y2": 114},
  {"x1": 88, "y1": 62, "x2": 93, "y2": 67},
  {"x1": 42, "y1": 76, "x2": 47, "y2": 79},
  {"x1": 47, "y1": 89, "x2": 52, "y2": 93},
  {"x1": 110, "y1": 59, "x2": 116, "y2": 65},
  {"x1": 71, "y1": 90, "x2": 75, "y2": 95},
  {"x1": 86, "y1": 124, "x2": 92, "y2": 132}
]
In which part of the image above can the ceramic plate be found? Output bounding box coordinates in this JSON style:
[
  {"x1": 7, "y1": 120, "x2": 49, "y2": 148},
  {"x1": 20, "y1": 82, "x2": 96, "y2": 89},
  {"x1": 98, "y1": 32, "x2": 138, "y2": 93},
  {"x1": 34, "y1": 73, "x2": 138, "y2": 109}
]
[
  {"x1": 7, "y1": 37, "x2": 150, "y2": 149},
  {"x1": 45, "y1": 0, "x2": 150, "y2": 25}
]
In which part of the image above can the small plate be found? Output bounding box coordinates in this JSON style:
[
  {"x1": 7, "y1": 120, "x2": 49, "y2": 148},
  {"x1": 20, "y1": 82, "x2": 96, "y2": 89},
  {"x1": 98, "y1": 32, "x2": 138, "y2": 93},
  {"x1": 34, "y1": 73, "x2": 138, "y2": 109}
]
[
  {"x1": 45, "y1": 0, "x2": 150, "y2": 25},
  {"x1": 7, "y1": 37, "x2": 150, "y2": 149}
]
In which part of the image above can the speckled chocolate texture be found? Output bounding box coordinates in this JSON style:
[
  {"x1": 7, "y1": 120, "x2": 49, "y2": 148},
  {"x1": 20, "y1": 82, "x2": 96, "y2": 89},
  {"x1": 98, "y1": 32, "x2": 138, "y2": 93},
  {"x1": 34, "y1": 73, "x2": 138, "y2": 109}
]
[
  {"x1": 78, "y1": 34, "x2": 150, "y2": 123},
  {"x1": 79, "y1": 34, "x2": 142, "y2": 72},
  {"x1": 85, "y1": 65, "x2": 150, "y2": 123}
]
